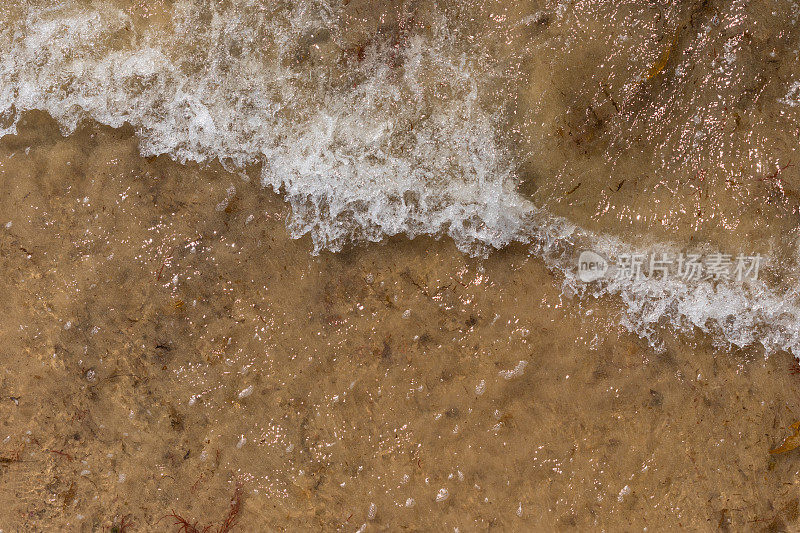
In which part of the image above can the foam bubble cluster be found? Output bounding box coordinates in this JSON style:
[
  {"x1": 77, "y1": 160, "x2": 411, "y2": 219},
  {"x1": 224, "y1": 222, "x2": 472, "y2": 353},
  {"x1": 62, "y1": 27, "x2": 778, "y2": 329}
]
[
  {"x1": 0, "y1": 0, "x2": 529, "y2": 253},
  {"x1": 2, "y1": 1, "x2": 800, "y2": 358},
  {"x1": 527, "y1": 216, "x2": 800, "y2": 357}
]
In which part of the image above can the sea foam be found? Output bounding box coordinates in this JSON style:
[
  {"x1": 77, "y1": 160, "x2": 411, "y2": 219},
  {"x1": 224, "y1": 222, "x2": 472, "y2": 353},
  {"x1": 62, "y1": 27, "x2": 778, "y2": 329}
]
[{"x1": 2, "y1": 1, "x2": 800, "y2": 357}]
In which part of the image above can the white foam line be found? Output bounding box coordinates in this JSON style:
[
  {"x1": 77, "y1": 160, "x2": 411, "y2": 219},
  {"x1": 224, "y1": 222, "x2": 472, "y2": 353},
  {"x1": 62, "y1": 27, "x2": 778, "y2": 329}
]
[{"x1": 2, "y1": 1, "x2": 799, "y2": 357}]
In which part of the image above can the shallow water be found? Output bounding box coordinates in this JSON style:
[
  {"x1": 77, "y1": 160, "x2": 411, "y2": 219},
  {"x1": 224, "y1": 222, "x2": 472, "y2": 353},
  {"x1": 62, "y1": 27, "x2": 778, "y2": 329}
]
[{"x1": 3, "y1": 0, "x2": 800, "y2": 531}]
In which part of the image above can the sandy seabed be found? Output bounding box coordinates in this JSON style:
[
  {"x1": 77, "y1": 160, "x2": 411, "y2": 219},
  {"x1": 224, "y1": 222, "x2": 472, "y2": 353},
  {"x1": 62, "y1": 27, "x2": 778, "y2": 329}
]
[{"x1": 0, "y1": 114, "x2": 799, "y2": 531}]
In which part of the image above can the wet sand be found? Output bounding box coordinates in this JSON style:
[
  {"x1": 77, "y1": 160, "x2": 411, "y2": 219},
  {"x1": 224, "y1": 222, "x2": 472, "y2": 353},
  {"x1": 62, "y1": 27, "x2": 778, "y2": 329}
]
[
  {"x1": 505, "y1": 0, "x2": 800, "y2": 259},
  {"x1": 4, "y1": 0, "x2": 800, "y2": 530},
  {"x1": 2, "y1": 114, "x2": 800, "y2": 531}
]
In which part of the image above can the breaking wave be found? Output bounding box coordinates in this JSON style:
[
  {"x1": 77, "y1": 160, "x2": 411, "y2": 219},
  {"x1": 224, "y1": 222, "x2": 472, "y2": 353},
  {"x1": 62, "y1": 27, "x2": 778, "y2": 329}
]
[{"x1": 2, "y1": 0, "x2": 800, "y2": 357}]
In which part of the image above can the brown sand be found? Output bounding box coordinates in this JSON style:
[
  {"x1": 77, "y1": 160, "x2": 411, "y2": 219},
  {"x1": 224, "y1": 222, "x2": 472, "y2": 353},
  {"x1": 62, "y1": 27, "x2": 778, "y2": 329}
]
[
  {"x1": 2, "y1": 113, "x2": 800, "y2": 531},
  {"x1": 4, "y1": 0, "x2": 800, "y2": 531}
]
